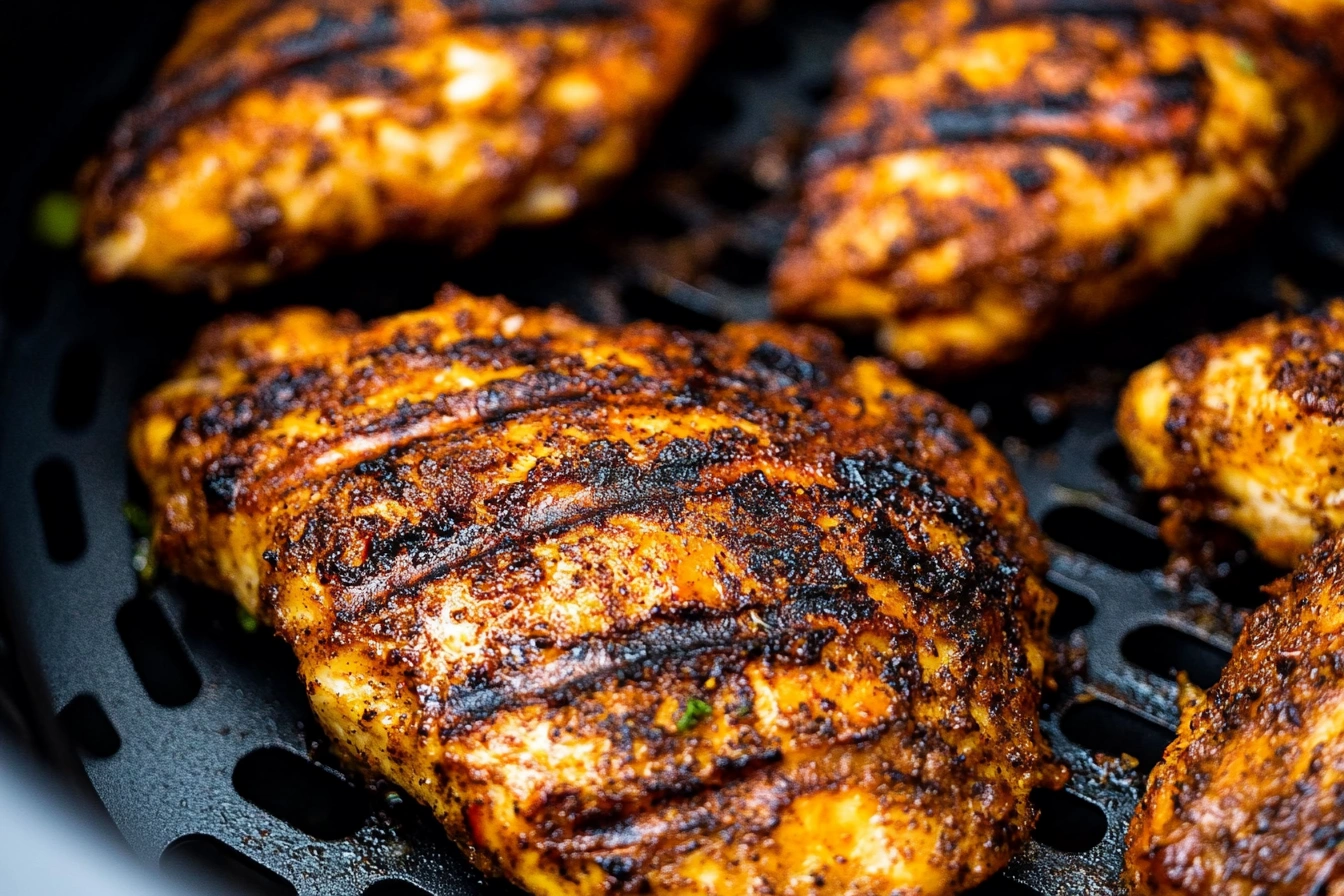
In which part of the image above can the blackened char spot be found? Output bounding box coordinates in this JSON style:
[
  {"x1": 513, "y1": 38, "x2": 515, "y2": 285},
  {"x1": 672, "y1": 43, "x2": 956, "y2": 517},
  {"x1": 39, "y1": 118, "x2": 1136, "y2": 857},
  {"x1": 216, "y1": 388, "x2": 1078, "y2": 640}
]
[
  {"x1": 203, "y1": 456, "x2": 246, "y2": 513},
  {"x1": 594, "y1": 855, "x2": 637, "y2": 881},
  {"x1": 1151, "y1": 59, "x2": 1206, "y2": 104},
  {"x1": 1009, "y1": 163, "x2": 1054, "y2": 192},
  {"x1": 195, "y1": 367, "x2": 330, "y2": 439},
  {"x1": 749, "y1": 342, "x2": 824, "y2": 386},
  {"x1": 784, "y1": 583, "x2": 876, "y2": 626}
]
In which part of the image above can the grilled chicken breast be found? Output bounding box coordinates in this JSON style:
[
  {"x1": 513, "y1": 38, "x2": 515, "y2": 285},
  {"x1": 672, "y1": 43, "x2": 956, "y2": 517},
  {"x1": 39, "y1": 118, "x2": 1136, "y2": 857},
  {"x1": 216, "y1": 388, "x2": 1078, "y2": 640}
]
[
  {"x1": 1117, "y1": 300, "x2": 1344, "y2": 568},
  {"x1": 81, "y1": 0, "x2": 740, "y2": 296},
  {"x1": 1126, "y1": 530, "x2": 1344, "y2": 896},
  {"x1": 773, "y1": 0, "x2": 1344, "y2": 375},
  {"x1": 130, "y1": 288, "x2": 1062, "y2": 896}
]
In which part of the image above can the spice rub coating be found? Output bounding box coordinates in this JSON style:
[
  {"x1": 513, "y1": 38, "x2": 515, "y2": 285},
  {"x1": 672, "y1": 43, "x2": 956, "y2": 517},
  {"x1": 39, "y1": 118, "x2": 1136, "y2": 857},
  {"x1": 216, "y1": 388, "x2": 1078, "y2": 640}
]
[
  {"x1": 1117, "y1": 300, "x2": 1344, "y2": 568},
  {"x1": 774, "y1": 0, "x2": 1344, "y2": 374},
  {"x1": 130, "y1": 288, "x2": 1061, "y2": 896},
  {"x1": 81, "y1": 0, "x2": 737, "y2": 295},
  {"x1": 1126, "y1": 529, "x2": 1344, "y2": 896}
]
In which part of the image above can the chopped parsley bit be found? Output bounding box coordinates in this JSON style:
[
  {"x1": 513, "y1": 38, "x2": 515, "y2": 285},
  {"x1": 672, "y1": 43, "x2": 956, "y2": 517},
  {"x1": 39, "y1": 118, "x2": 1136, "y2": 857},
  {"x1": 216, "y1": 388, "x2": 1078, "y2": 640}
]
[
  {"x1": 236, "y1": 606, "x2": 260, "y2": 634},
  {"x1": 131, "y1": 537, "x2": 157, "y2": 583},
  {"x1": 1235, "y1": 48, "x2": 1257, "y2": 75},
  {"x1": 122, "y1": 502, "x2": 153, "y2": 537},
  {"x1": 32, "y1": 192, "x2": 82, "y2": 249},
  {"x1": 675, "y1": 697, "x2": 713, "y2": 733}
]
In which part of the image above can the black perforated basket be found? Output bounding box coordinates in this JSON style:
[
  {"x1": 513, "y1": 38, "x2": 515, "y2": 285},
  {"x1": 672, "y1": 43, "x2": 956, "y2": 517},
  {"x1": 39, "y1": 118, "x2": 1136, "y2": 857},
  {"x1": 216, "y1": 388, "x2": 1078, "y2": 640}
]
[{"x1": 2, "y1": 2, "x2": 1342, "y2": 894}]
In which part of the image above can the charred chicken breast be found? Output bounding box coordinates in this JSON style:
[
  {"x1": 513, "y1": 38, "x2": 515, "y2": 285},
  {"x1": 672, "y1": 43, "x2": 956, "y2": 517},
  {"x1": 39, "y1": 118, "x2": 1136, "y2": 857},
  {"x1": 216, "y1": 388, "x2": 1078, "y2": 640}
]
[
  {"x1": 1117, "y1": 300, "x2": 1344, "y2": 568},
  {"x1": 773, "y1": 0, "x2": 1344, "y2": 375},
  {"x1": 1126, "y1": 529, "x2": 1344, "y2": 896},
  {"x1": 130, "y1": 289, "x2": 1062, "y2": 896},
  {"x1": 81, "y1": 0, "x2": 740, "y2": 296}
]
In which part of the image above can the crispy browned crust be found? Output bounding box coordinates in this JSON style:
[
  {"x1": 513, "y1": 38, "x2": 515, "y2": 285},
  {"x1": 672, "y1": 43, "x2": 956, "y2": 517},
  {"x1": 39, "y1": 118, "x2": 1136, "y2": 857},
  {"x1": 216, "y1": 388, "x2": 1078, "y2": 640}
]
[
  {"x1": 1126, "y1": 530, "x2": 1344, "y2": 896},
  {"x1": 80, "y1": 0, "x2": 734, "y2": 295},
  {"x1": 1116, "y1": 300, "x2": 1344, "y2": 568},
  {"x1": 130, "y1": 288, "x2": 1061, "y2": 896},
  {"x1": 773, "y1": 0, "x2": 1344, "y2": 375}
]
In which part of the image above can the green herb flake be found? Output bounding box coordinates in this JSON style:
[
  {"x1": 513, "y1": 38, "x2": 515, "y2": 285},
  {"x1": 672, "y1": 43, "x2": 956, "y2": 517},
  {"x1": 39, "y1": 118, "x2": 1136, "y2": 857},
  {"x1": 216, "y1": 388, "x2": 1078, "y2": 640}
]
[
  {"x1": 122, "y1": 502, "x2": 153, "y2": 537},
  {"x1": 236, "y1": 606, "x2": 260, "y2": 634},
  {"x1": 675, "y1": 697, "x2": 713, "y2": 733},
  {"x1": 1235, "y1": 48, "x2": 1257, "y2": 75},
  {"x1": 32, "y1": 192, "x2": 82, "y2": 249},
  {"x1": 131, "y1": 537, "x2": 157, "y2": 583}
]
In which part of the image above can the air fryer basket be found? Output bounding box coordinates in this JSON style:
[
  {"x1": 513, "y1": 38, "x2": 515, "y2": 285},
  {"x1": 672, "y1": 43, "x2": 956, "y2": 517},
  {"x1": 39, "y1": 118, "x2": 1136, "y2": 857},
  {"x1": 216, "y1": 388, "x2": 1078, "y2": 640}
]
[{"x1": 2, "y1": 1, "x2": 1343, "y2": 894}]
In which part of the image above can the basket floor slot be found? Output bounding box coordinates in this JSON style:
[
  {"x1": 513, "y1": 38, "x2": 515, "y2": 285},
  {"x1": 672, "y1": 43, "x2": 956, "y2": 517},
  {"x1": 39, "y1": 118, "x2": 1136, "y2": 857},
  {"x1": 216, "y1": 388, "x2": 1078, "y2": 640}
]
[
  {"x1": 232, "y1": 747, "x2": 370, "y2": 841},
  {"x1": 115, "y1": 597, "x2": 201, "y2": 707}
]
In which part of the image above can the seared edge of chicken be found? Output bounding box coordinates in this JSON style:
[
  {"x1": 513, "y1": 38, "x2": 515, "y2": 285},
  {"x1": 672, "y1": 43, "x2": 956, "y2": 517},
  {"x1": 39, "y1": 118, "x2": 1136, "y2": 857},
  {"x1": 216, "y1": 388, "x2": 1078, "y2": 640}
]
[
  {"x1": 81, "y1": 0, "x2": 738, "y2": 295},
  {"x1": 773, "y1": 0, "x2": 1344, "y2": 375},
  {"x1": 1126, "y1": 529, "x2": 1344, "y2": 895},
  {"x1": 130, "y1": 288, "x2": 1062, "y2": 896},
  {"x1": 1117, "y1": 299, "x2": 1344, "y2": 568}
]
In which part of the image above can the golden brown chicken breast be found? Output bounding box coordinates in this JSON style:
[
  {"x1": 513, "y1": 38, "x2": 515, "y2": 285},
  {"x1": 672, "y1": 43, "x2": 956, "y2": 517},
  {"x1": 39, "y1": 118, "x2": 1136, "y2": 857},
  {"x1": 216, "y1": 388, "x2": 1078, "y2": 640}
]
[
  {"x1": 1116, "y1": 300, "x2": 1344, "y2": 568},
  {"x1": 80, "y1": 0, "x2": 742, "y2": 296},
  {"x1": 1126, "y1": 529, "x2": 1344, "y2": 896},
  {"x1": 773, "y1": 0, "x2": 1344, "y2": 375},
  {"x1": 130, "y1": 288, "x2": 1063, "y2": 896}
]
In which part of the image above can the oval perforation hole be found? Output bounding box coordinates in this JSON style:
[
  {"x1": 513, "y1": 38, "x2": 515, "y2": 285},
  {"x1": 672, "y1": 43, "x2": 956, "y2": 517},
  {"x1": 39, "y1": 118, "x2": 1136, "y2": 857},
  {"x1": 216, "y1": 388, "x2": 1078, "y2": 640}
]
[
  {"x1": 709, "y1": 245, "x2": 771, "y2": 287},
  {"x1": 1060, "y1": 700, "x2": 1173, "y2": 776},
  {"x1": 702, "y1": 167, "x2": 770, "y2": 212},
  {"x1": 682, "y1": 86, "x2": 739, "y2": 131},
  {"x1": 1048, "y1": 578, "x2": 1097, "y2": 637},
  {"x1": 58, "y1": 693, "x2": 120, "y2": 758},
  {"x1": 723, "y1": 24, "x2": 791, "y2": 73},
  {"x1": 625, "y1": 200, "x2": 689, "y2": 239},
  {"x1": 364, "y1": 881, "x2": 435, "y2": 896},
  {"x1": 1209, "y1": 554, "x2": 1281, "y2": 609},
  {"x1": 233, "y1": 746, "x2": 369, "y2": 840},
  {"x1": 1029, "y1": 788, "x2": 1107, "y2": 854},
  {"x1": 804, "y1": 77, "x2": 834, "y2": 105},
  {"x1": 619, "y1": 283, "x2": 720, "y2": 331},
  {"x1": 115, "y1": 597, "x2": 201, "y2": 707},
  {"x1": 33, "y1": 457, "x2": 87, "y2": 564},
  {"x1": 162, "y1": 835, "x2": 296, "y2": 896},
  {"x1": 51, "y1": 342, "x2": 102, "y2": 430},
  {"x1": 1121, "y1": 625, "x2": 1231, "y2": 689},
  {"x1": 1042, "y1": 505, "x2": 1167, "y2": 572},
  {"x1": 965, "y1": 874, "x2": 1042, "y2": 895},
  {"x1": 1095, "y1": 441, "x2": 1138, "y2": 490}
]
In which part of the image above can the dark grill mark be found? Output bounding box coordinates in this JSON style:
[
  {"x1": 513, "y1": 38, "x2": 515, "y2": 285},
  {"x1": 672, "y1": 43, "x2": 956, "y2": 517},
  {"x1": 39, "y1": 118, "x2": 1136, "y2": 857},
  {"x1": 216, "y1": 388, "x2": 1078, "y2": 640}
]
[
  {"x1": 429, "y1": 609, "x2": 837, "y2": 738},
  {"x1": 97, "y1": 0, "x2": 631, "y2": 198},
  {"x1": 463, "y1": 0, "x2": 626, "y2": 25},
  {"x1": 1151, "y1": 59, "x2": 1206, "y2": 104},
  {"x1": 977, "y1": 0, "x2": 1209, "y2": 27},
  {"x1": 925, "y1": 93, "x2": 1089, "y2": 143}
]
